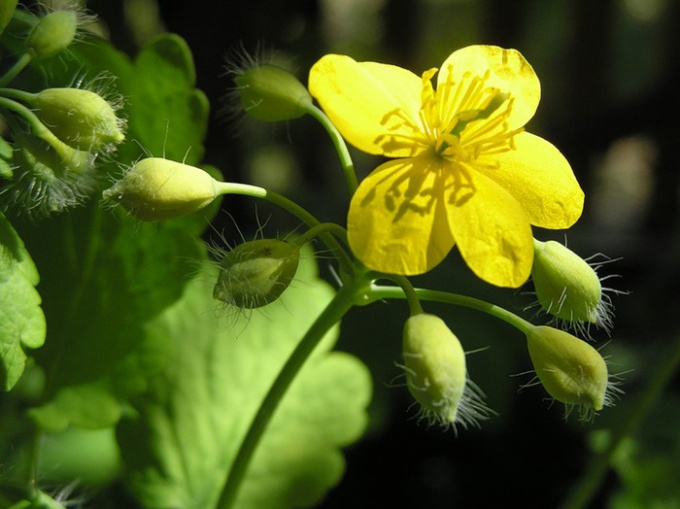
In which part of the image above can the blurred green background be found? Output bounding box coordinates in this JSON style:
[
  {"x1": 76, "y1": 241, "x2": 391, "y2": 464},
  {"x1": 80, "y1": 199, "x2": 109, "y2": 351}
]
[{"x1": 82, "y1": 0, "x2": 680, "y2": 507}]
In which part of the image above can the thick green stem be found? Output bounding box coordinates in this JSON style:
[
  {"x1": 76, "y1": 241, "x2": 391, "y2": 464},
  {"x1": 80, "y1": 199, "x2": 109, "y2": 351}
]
[
  {"x1": 306, "y1": 104, "x2": 358, "y2": 194},
  {"x1": 216, "y1": 277, "x2": 366, "y2": 509},
  {"x1": 368, "y1": 284, "x2": 534, "y2": 335},
  {"x1": 214, "y1": 182, "x2": 355, "y2": 274},
  {"x1": 560, "y1": 334, "x2": 680, "y2": 509}
]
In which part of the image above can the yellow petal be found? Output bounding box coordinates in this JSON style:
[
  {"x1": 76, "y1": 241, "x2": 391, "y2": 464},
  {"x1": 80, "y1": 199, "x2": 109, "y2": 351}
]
[
  {"x1": 477, "y1": 132, "x2": 584, "y2": 228},
  {"x1": 348, "y1": 158, "x2": 454, "y2": 274},
  {"x1": 448, "y1": 168, "x2": 534, "y2": 287},
  {"x1": 309, "y1": 54, "x2": 427, "y2": 157},
  {"x1": 438, "y1": 45, "x2": 540, "y2": 129}
]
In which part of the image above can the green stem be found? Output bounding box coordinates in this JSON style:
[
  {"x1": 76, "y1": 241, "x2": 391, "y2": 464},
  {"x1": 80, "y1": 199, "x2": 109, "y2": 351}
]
[
  {"x1": 306, "y1": 104, "x2": 358, "y2": 194},
  {"x1": 291, "y1": 221, "x2": 349, "y2": 249},
  {"x1": 216, "y1": 276, "x2": 367, "y2": 509},
  {"x1": 368, "y1": 284, "x2": 533, "y2": 335},
  {"x1": 0, "y1": 96, "x2": 89, "y2": 172},
  {"x1": 0, "y1": 87, "x2": 36, "y2": 102},
  {"x1": 560, "y1": 334, "x2": 680, "y2": 509},
  {"x1": 0, "y1": 53, "x2": 32, "y2": 87},
  {"x1": 214, "y1": 182, "x2": 355, "y2": 274},
  {"x1": 385, "y1": 275, "x2": 423, "y2": 315},
  {"x1": 0, "y1": 96, "x2": 51, "y2": 138}
]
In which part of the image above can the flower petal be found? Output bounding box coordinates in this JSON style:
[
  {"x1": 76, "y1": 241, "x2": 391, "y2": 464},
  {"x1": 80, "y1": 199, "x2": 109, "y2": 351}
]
[
  {"x1": 477, "y1": 132, "x2": 584, "y2": 228},
  {"x1": 438, "y1": 45, "x2": 540, "y2": 129},
  {"x1": 348, "y1": 158, "x2": 455, "y2": 275},
  {"x1": 448, "y1": 169, "x2": 534, "y2": 287},
  {"x1": 309, "y1": 54, "x2": 427, "y2": 157}
]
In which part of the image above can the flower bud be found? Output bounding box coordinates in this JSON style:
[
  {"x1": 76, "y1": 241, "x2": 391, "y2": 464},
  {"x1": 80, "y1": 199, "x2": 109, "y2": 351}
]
[
  {"x1": 30, "y1": 88, "x2": 125, "y2": 152},
  {"x1": 102, "y1": 157, "x2": 218, "y2": 221},
  {"x1": 234, "y1": 65, "x2": 313, "y2": 122},
  {"x1": 213, "y1": 238, "x2": 300, "y2": 309},
  {"x1": 26, "y1": 9, "x2": 78, "y2": 59},
  {"x1": 4, "y1": 132, "x2": 95, "y2": 217},
  {"x1": 526, "y1": 325, "x2": 609, "y2": 417},
  {"x1": 402, "y1": 313, "x2": 490, "y2": 428},
  {"x1": 532, "y1": 239, "x2": 604, "y2": 326}
]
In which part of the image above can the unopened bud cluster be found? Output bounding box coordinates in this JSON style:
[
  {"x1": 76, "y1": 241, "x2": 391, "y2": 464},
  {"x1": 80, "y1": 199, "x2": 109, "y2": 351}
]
[{"x1": 0, "y1": 83, "x2": 125, "y2": 217}]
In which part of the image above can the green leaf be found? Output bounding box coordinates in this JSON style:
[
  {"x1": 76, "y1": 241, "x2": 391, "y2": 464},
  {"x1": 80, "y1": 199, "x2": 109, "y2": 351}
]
[
  {"x1": 0, "y1": 211, "x2": 46, "y2": 391},
  {"x1": 29, "y1": 382, "x2": 122, "y2": 431},
  {"x1": 125, "y1": 34, "x2": 209, "y2": 162},
  {"x1": 117, "y1": 255, "x2": 372, "y2": 508},
  {"x1": 24, "y1": 208, "x2": 206, "y2": 428}
]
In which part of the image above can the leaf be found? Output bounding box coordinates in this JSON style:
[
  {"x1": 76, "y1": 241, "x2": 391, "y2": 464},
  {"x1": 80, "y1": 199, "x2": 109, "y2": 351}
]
[
  {"x1": 124, "y1": 34, "x2": 209, "y2": 163},
  {"x1": 0, "y1": 211, "x2": 46, "y2": 390},
  {"x1": 117, "y1": 254, "x2": 372, "y2": 508},
  {"x1": 29, "y1": 382, "x2": 122, "y2": 431},
  {"x1": 24, "y1": 208, "x2": 206, "y2": 428}
]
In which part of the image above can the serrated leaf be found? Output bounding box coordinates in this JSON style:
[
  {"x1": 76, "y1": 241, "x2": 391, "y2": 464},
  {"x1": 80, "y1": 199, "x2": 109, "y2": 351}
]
[
  {"x1": 0, "y1": 212, "x2": 46, "y2": 391},
  {"x1": 117, "y1": 255, "x2": 372, "y2": 508}
]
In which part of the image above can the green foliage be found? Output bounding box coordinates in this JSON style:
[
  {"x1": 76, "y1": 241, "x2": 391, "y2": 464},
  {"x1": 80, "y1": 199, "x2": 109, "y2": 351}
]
[
  {"x1": 118, "y1": 255, "x2": 371, "y2": 508},
  {"x1": 604, "y1": 396, "x2": 680, "y2": 508},
  {"x1": 0, "y1": 210, "x2": 45, "y2": 391}
]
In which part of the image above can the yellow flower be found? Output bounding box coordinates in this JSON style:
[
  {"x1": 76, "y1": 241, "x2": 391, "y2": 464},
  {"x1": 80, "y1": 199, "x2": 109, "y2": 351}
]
[{"x1": 309, "y1": 45, "x2": 584, "y2": 287}]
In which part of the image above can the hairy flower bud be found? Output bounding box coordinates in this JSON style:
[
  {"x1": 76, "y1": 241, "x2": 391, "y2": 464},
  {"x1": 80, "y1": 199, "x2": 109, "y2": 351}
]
[
  {"x1": 102, "y1": 157, "x2": 218, "y2": 221},
  {"x1": 532, "y1": 239, "x2": 607, "y2": 328},
  {"x1": 30, "y1": 88, "x2": 125, "y2": 152},
  {"x1": 2, "y1": 132, "x2": 96, "y2": 217},
  {"x1": 26, "y1": 9, "x2": 78, "y2": 59},
  {"x1": 526, "y1": 325, "x2": 610, "y2": 418},
  {"x1": 213, "y1": 238, "x2": 300, "y2": 309},
  {"x1": 234, "y1": 64, "x2": 313, "y2": 122},
  {"x1": 402, "y1": 313, "x2": 490, "y2": 429}
]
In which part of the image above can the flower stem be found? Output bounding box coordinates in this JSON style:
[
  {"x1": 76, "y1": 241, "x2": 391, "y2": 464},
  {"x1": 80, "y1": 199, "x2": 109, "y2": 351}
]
[
  {"x1": 384, "y1": 275, "x2": 423, "y2": 315},
  {"x1": 214, "y1": 182, "x2": 354, "y2": 273},
  {"x1": 291, "y1": 222, "x2": 349, "y2": 249},
  {"x1": 0, "y1": 53, "x2": 32, "y2": 87},
  {"x1": 560, "y1": 334, "x2": 680, "y2": 509},
  {"x1": 0, "y1": 96, "x2": 51, "y2": 137},
  {"x1": 368, "y1": 284, "x2": 533, "y2": 335},
  {"x1": 306, "y1": 104, "x2": 358, "y2": 194},
  {"x1": 216, "y1": 277, "x2": 366, "y2": 509}
]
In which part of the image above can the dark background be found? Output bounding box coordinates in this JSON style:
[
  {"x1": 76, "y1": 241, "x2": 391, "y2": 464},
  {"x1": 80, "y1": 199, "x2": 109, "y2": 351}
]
[{"x1": 87, "y1": 1, "x2": 680, "y2": 507}]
